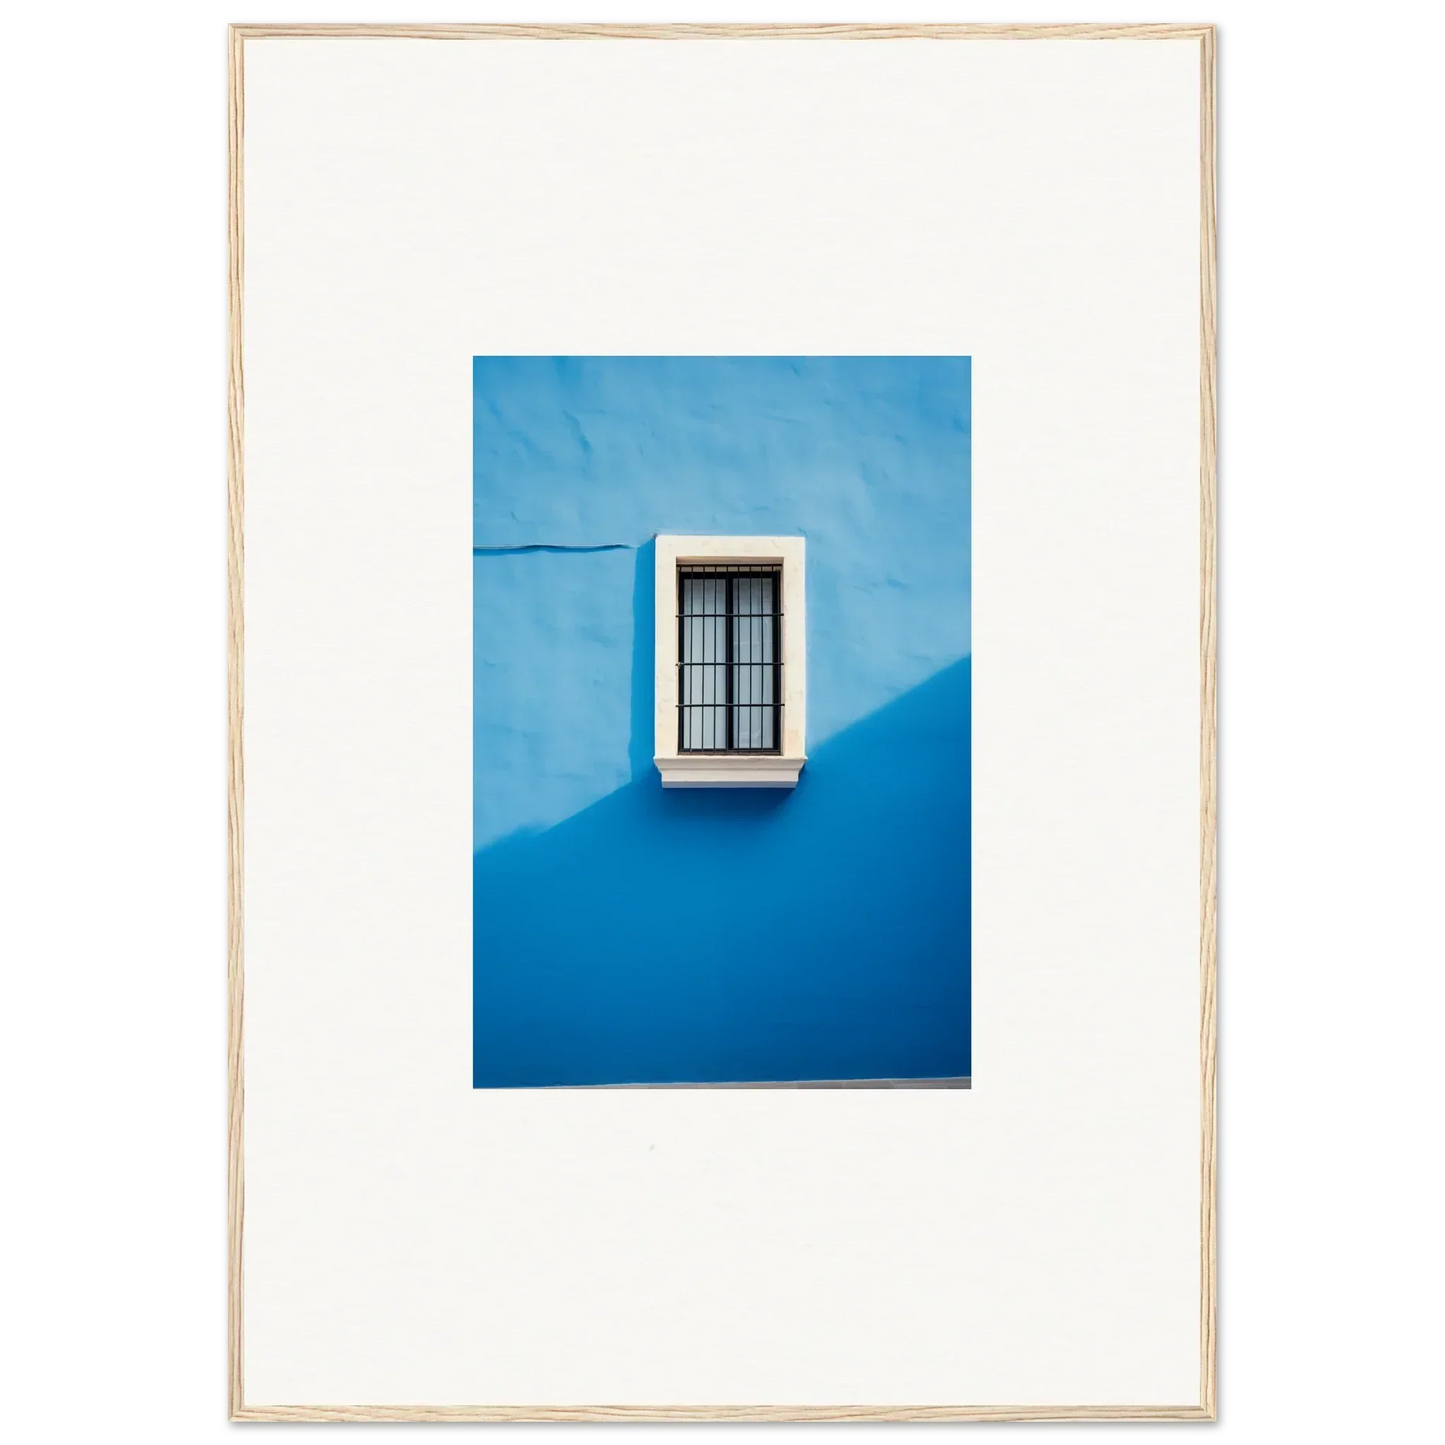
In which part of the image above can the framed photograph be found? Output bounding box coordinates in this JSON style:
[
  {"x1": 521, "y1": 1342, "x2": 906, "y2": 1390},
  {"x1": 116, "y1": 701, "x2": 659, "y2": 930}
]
[{"x1": 229, "y1": 22, "x2": 1216, "y2": 1421}]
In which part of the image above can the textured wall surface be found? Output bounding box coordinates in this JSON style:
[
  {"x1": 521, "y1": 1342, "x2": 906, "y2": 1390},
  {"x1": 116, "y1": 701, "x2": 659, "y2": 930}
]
[{"x1": 473, "y1": 357, "x2": 970, "y2": 1085}]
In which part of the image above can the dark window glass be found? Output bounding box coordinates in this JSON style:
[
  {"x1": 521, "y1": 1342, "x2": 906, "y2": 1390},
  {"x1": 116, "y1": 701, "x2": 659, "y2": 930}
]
[{"x1": 678, "y1": 565, "x2": 781, "y2": 752}]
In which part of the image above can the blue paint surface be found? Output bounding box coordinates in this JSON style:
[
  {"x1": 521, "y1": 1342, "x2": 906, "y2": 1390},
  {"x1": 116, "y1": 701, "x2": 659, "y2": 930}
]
[
  {"x1": 475, "y1": 660, "x2": 971, "y2": 1085},
  {"x1": 474, "y1": 358, "x2": 970, "y2": 1085},
  {"x1": 473, "y1": 547, "x2": 636, "y2": 851},
  {"x1": 474, "y1": 357, "x2": 971, "y2": 748}
]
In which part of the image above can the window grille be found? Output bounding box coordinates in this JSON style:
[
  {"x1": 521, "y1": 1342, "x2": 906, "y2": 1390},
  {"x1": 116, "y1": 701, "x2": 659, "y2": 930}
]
[{"x1": 678, "y1": 564, "x2": 782, "y2": 753}]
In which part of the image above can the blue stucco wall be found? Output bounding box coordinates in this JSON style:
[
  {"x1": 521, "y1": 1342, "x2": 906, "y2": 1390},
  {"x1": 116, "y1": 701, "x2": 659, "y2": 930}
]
[{"x1": 473, "y1": 357, "x2": 970, "y2": 1085}]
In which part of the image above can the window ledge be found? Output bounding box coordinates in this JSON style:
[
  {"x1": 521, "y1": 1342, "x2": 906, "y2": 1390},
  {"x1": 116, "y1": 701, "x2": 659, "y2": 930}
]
[{"x1": 655, "y1": 754, "x2": 806, "y2": 789}]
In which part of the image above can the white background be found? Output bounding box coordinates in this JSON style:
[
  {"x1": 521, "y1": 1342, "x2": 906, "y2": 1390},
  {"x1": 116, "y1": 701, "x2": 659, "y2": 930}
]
[{"x1": 243, "y1": 29, "x2": 1200, "y2": 1410}]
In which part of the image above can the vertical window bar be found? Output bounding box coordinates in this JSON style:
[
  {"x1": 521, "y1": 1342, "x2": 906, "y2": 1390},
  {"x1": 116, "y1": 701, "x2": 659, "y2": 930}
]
[
  {"x1": 734, "y1": 576, "x2": 746, "y2": 750},
  {"x1": 756, "y1": 576, "x2": 762, "y2": 749},
  {"x1": 752, "y1": 575, "x2": 763, "y2": 750},
  {"x1": 724, "y1": 575, "x2": 735, "y2": 749},
  {"x1": 680, "y1": 571, "x2": 687, "y2": 751},
  {"x1": 747, "y1": 575, "x2": 756, "y2": 750},
  {"x1": 712, "y1": 575, "x2": 723, "y2": 748},
  {"x1": 772, "y1": 572, "x2": 782, "y2": 752},
  {"x1": 758, "y1": 575, "x2": 767, "y2": 749},
  {"x1": 744, "y1": 576, "x2": 751, "y2": 749},
  {"x1": 743, "y1": 575, "x2": 750, "y2": 751},
  {"x1": 759, "y1": 573, "x2": 767, "y2": 750},
  {"x1": 711, "y1": 576, "x2": 723, "y2": 748},
  {"x1": 770, "y1": 573, "x2": 776, "y2": 749},
  {"x1": 677, "y1": 568, "x2": 685, "y2": 752}
]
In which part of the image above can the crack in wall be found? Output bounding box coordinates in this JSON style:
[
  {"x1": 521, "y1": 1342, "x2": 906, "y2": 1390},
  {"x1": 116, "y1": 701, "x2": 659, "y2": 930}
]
[{"x1": 473, "y1": 544, "x2": 634, "y2": 555}]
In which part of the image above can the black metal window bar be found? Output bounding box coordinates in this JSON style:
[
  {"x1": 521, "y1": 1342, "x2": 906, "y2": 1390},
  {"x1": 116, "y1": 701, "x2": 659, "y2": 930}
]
[{"x1": 678, "y1": 563, "x2": 782, "y2": 753}]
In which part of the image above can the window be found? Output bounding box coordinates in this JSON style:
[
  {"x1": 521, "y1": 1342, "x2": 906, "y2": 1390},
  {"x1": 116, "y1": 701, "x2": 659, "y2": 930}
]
[
  {"x1": 678, "y1": 564, "x2": 781, "y2": 753},
  {"x1": 654, "y1": 536, "x2": 806, "y2": 788}
]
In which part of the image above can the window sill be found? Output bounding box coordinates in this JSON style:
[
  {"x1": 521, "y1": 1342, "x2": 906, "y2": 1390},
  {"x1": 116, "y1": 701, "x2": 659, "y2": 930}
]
[{"x1": 655, "y1": 754, "x2": 806, "y2": 789}]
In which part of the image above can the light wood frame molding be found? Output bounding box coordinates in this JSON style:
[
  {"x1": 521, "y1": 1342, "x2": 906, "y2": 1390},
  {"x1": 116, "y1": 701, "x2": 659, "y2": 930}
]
[{"x1": 222, "y1": 16, "x2": 1219, "y2": 1427}]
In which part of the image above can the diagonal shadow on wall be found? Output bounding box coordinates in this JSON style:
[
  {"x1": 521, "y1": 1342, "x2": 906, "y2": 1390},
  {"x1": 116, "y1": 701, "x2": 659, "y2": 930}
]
[{"x1": 474, "y1": 655, "x2": 971, "y2": 1087}]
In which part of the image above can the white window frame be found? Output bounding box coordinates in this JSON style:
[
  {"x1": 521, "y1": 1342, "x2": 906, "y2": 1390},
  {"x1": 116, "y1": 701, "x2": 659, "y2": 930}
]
[{"x1": 654, "y1": 535, "x2": 806, "y2": 788}]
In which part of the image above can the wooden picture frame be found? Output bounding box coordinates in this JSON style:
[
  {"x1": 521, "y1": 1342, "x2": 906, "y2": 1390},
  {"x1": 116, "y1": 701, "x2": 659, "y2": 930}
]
[{"x1": 229, "y1": 22, "x2": 1216, "y2": 1421}]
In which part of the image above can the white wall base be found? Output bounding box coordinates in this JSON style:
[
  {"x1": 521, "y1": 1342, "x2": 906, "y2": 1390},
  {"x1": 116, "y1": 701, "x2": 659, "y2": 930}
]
[{"x1": 655, "y1": 755, "x2": 806, "y2": 789}]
